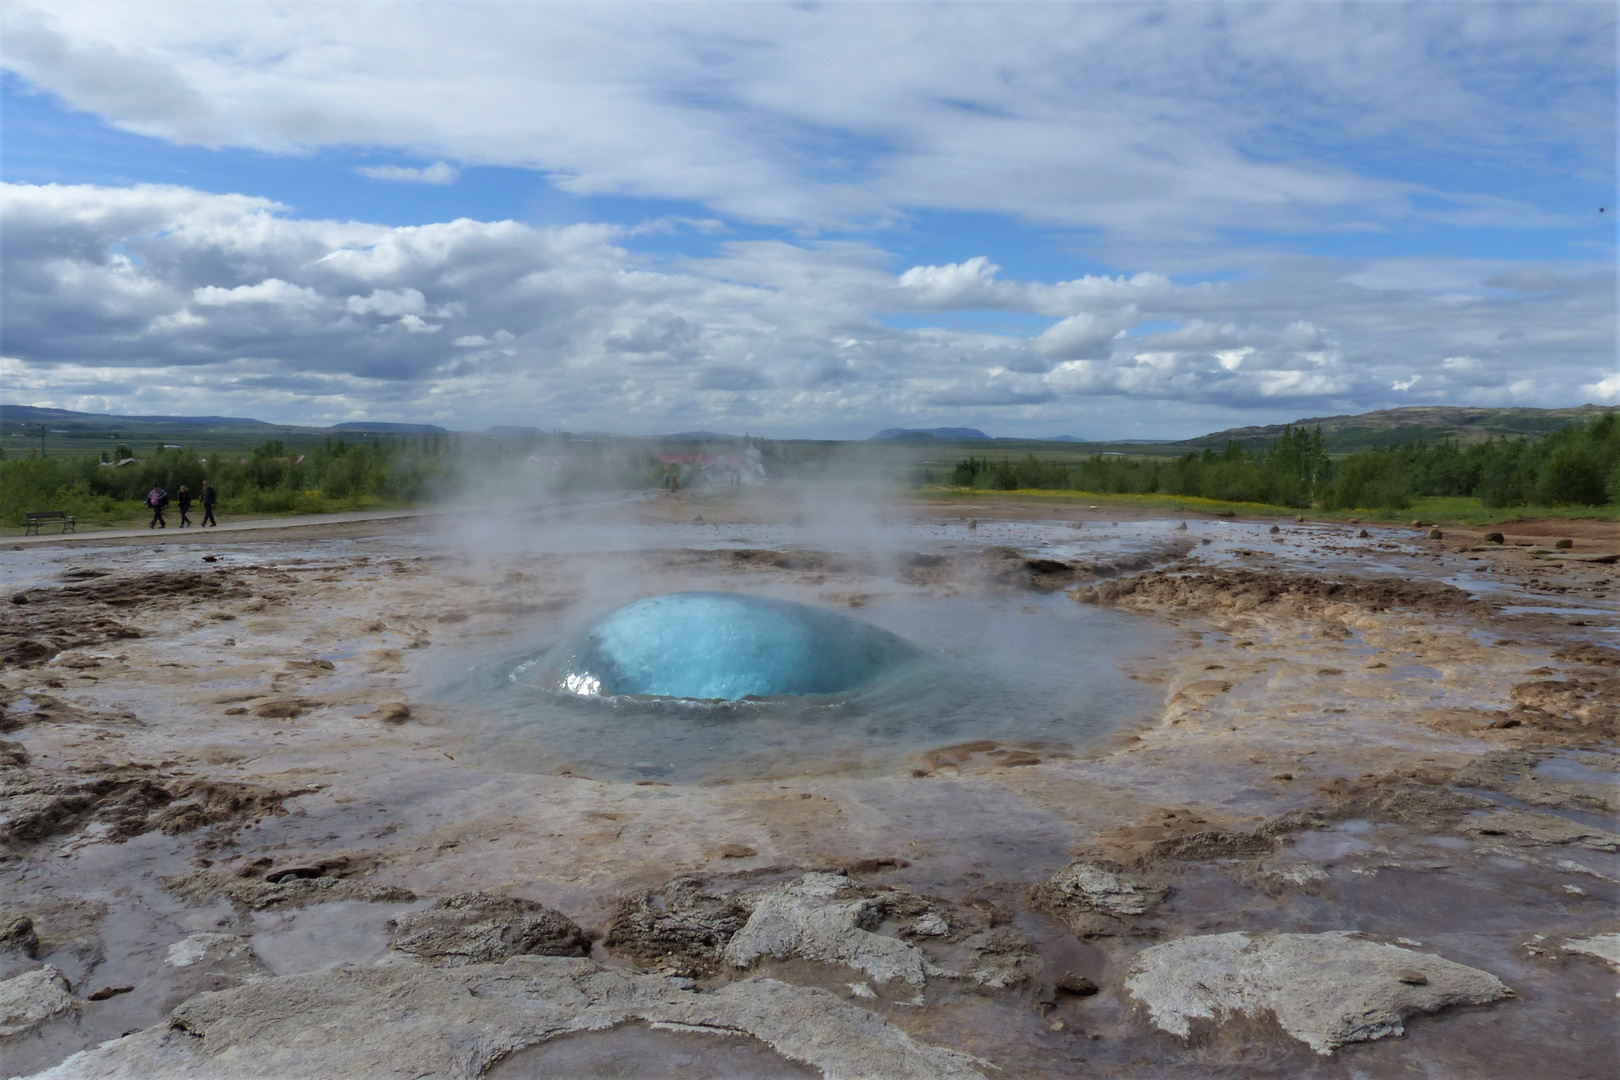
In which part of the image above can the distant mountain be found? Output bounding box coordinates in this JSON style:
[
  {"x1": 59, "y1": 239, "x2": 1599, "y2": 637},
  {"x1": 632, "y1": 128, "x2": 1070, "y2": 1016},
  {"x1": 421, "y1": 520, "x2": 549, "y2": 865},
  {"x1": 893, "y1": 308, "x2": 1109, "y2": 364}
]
[
  {"x1": 660, "y1": 430, "x2": 741, "y2": 440},
  {"x1": 330, "y1": 421, "x2": 449, "y2": 434},
  {"x1": 1179, "y1": 405, "x2": 1613, "y2": 452},
  {"x1": 872, "y1": 427, "x2": 993, "y2": 441},
  {"x1": 0, "y1": 404, "x2": 274, "y2": 427}
]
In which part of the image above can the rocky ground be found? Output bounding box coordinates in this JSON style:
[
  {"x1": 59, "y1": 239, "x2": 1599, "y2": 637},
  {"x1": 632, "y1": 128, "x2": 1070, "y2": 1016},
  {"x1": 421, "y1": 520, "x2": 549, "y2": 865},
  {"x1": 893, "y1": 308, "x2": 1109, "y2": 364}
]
[{"x1": 0, "y1": 492, "x2": 1615, "y2": 1079}]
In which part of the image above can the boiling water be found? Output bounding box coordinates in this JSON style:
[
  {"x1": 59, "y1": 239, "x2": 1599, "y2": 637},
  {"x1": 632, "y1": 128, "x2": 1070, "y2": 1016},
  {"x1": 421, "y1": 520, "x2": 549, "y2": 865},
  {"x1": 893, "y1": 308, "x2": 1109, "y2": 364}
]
[{"x1": 444, "y1": 590, "x2": 1167, "y2": 782}]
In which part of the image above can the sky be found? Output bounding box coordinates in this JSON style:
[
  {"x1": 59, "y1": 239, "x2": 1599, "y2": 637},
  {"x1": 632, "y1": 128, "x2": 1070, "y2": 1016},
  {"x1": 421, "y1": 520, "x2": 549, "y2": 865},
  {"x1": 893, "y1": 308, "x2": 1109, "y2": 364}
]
[{"x1": 1, "y1": 1, "x2": 1615, "y2": 440}]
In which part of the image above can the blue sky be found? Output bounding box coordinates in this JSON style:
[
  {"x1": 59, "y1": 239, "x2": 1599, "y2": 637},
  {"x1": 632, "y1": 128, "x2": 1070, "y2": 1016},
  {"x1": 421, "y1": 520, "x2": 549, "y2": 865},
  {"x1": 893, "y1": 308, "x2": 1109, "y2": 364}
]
[{"x1": 1, "y1": 2, "x2": 1614, "y2": 439}]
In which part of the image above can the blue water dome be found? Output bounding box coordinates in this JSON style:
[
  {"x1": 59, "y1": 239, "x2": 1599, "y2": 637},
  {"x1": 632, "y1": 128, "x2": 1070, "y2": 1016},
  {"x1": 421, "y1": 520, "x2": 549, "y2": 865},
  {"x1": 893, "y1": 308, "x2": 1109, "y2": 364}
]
[{"x1": 535, "y1": 592, "x2": 921, "y2": 701}]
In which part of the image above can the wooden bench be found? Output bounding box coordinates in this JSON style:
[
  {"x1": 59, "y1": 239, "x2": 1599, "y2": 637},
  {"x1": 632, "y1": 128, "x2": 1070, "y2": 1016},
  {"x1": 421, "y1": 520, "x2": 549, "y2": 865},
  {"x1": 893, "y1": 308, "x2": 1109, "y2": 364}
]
[{"x1": 24, "y1": 511, "x2": 75, "y2": 535}]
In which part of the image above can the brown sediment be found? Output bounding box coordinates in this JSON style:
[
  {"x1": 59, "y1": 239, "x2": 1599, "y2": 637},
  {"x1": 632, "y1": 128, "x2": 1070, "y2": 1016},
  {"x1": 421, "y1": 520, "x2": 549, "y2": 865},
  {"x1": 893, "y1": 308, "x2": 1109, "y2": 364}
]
[
  {"x1": 1072, "y1": 566, "x2": 1482, "y2": 614},
  {"x1": 0, "y1": 755, "x2": 321, "y2": 848}
]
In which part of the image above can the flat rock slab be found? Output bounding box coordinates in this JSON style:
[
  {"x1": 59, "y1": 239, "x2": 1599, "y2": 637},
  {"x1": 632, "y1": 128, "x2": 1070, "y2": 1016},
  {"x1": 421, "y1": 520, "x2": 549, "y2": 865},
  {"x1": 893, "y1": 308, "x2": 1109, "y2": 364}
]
[
  {"x1": 33, "y1": 956, "x2": 987, "y2": 1080},
  {"x1": 0, "y1": 965, "x2": 75, "y2": 1039},
  {"x1": 1125, "y1": 931, "x2": 1511, "y2": 1055},
  {"x1": 1563, "y1": 934, "x2": 1620, "y2": 975}
]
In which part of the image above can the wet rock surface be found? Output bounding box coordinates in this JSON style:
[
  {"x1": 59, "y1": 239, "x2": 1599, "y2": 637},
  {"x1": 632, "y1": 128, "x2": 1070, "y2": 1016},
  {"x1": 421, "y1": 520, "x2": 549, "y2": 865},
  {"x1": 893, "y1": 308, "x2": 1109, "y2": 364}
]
[
  {"x1": 163, "y1": 867, "x2": 417, "y2": 911},
  {"x1": 1125, "y1": 931, "x2": 1512, "y2": 1055},
  {"x1": 2, "y1": 503, "x2": 1616, "y2": 1078}
]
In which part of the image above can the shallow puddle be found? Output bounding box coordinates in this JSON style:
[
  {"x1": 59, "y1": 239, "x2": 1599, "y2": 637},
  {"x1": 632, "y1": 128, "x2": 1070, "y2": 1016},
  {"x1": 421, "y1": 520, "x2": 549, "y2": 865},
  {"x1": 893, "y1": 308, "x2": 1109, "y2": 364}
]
[{"x1": 486, "y1": 1023, "x2": 820, "y2": 1079}]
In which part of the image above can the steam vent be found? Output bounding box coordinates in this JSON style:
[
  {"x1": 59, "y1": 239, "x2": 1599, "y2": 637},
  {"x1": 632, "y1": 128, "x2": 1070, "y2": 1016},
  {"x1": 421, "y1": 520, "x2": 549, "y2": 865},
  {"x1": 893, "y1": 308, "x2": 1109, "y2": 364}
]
[{"x1": 536, "y1": 592, "x2": 921, "y2": 700}]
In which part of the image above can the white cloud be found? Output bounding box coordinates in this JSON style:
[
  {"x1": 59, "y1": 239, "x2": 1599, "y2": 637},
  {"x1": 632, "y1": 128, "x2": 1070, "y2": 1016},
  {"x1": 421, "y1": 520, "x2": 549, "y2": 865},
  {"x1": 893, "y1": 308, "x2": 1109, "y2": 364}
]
[
  {"x1": 1584, "y1": 373, "x2": 1620, "y2": 402},
  {"x1": 1031, "y1": 308, "x2": 1137, "y2": 361},
  {"x1": 353, "y1": 161, "x2": 460, "y2": 185},
  {"x1": 0, "y1": 2, "x2": 1608, "y2": 237},
  {"x1": 194, "y1": 279, "x2": 324, "y2": 308},
  {"x1": 1, "y1": 181, "x2": 1615, "y2": 437},
  {"x1": 346, "y1": 288, "x2": 426, "y2": 317}
]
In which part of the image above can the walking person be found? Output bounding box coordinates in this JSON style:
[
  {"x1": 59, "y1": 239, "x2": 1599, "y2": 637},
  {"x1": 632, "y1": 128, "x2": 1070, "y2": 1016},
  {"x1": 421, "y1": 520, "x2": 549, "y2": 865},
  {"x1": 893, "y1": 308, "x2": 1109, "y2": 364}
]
[
  {"x1": 176, "y1": 485, "x2": 193, "y2": 528},
  {"x1": 200, "y1": 480, "x2": 218, "y2": 527},
  {"x1": 146, "y1": 485, "x2": 168, "y2": 529}
]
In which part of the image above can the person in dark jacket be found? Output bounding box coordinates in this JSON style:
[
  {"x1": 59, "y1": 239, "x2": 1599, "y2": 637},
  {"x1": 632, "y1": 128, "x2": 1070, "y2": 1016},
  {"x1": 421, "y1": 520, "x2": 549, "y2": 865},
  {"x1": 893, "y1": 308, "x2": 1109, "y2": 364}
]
[
  {"x1": 146, "y1": 486, "x2": 168, "y2": 529},
  {"x1": 176, "y1": 485, "x2": 193, "y2": 527},
  {"x1": 200, "y1": 480, "x2": 218, "y2": 527}
]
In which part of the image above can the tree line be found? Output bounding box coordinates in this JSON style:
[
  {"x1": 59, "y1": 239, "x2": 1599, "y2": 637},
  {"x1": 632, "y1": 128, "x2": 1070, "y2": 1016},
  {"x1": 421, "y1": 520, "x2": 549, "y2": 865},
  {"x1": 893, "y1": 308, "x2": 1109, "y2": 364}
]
[
  {"x1": 1, "y1": 437, "x2": 452, "y2": 524},
  {"x1": 0, "y1": 430, "x2": 832, "y2": 526},
  {"x1": 933, "y1": 412, "x2": 1620, "y2": 511}
]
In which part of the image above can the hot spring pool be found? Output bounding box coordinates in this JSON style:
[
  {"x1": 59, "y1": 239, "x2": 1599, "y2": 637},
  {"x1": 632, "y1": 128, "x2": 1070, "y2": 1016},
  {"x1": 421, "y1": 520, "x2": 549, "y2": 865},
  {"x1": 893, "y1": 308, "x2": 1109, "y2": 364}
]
[
  {"x1": 532, "y1": 592, "x2": 923, "y2": 700},
  {"x1": 441, "y1": 589, "x2": 1168, "y2": 781}
]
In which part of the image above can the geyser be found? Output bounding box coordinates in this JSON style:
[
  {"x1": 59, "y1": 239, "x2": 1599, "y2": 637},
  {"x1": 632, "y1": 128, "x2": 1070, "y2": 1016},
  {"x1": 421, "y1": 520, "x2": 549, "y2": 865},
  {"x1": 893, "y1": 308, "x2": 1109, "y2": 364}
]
[{"x1": 535, "y1": 592, "x2": 922, "y2": 701}]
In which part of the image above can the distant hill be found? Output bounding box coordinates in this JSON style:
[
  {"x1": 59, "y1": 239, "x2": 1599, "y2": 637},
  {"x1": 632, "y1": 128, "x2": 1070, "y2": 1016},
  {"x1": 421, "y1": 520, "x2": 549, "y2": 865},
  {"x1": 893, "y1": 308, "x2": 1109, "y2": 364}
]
[
  {"x1": 1, "y1": 404, "x2": 275, "y2": 428},
  {"x1": 1178, "y1": 405, "x2": 1614, "y2": 452},
  {"x1": 659, "y1": 430, "x2": 742, "y2": 441},
  {"x1": 872, "y1": 427, "x2": 992, "y2": 442},
  {"x1": 330, "y1": 421, "x2": 449, "y2": 434}
]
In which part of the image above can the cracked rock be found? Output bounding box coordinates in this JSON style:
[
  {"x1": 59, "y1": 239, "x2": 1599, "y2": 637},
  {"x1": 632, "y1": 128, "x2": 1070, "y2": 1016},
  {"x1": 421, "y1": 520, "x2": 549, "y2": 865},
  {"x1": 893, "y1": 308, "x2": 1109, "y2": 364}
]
[
  {"x1": 724, "y1": 873, "x2": 942, "y2": 986},
  {"x1": 387, "y1": 891, "x2": 592, "y2": 966},
  {"x1": 0, "y1": 965, "x2": 76, "y2": 1039}
]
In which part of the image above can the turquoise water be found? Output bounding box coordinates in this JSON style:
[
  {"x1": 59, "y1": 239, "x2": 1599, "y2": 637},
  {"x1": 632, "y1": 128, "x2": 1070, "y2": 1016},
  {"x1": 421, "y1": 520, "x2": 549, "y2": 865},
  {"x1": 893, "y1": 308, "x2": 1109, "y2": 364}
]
[{"x1": 533, "y1": 592, "x2": 922, "y2": 700}]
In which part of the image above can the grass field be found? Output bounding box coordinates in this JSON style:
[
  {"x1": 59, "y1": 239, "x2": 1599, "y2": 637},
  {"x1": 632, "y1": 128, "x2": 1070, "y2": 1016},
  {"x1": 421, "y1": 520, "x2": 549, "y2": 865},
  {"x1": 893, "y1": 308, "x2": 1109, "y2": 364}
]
[{"x1": 911, "y1": 486, "x2": 1620, "y2": 526}]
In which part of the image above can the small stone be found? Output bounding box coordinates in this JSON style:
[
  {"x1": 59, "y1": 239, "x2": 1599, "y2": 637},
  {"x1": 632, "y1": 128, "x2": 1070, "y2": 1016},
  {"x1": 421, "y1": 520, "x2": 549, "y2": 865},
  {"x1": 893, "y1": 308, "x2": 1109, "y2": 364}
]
[
  {"x1": 1411, "y1": 519, "x2": 1423, "y2": 527},
  {"x1": 370, "y1": 702, "x2": 411, "y2": 724},
  {"x1": 714, "y1": 843, "x2": 758, "y2": 859},
  {"x1": 10, "y1": 594, "x2": 27, "y2": 605},
  {"x1": 1294, "y1": 516, "x2": 1305, "y2": 523},
  {"x1": 1055, "y1": 972, "x2": 1099, "y2": 996},
  {"x1": 1173, "y1": 521, "x2": 1188, "y2": 531},
  {"x1": 1483, "y1": 531, "x2": 1504, "y2": 543},
  {"x1": 0, "y1": 915, "x2": 39, "y2": 958},
  {"x1": 1427, "y1": 528, "x2": 1444, "y2": 540},
  {"x1": 224, "y1": 707, "x2": 248, "y2": 716},
  {"x1": 87, "y1": 985, "x2": 134, "y2": 1001},
  {"x1": 693, "y1": 515, "x2": 703, "y2": 523},
  {"x1": 202, "y1": 555, "x2": 218, "y2": 562},
  {"x1": 1269, "y1": 524, "x2": 1281, "y2": 534},
  {"x1": 1395, "y1": 969, "x2": 1428, "y2": 986},
  {"x1": 1356, "y1": 528, "x2": 1370, "y2": 539},
  {"x1": 1554, "y1": 538, "x2": 1573, "y2": 549}
]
